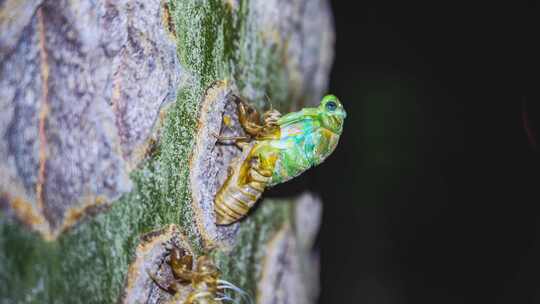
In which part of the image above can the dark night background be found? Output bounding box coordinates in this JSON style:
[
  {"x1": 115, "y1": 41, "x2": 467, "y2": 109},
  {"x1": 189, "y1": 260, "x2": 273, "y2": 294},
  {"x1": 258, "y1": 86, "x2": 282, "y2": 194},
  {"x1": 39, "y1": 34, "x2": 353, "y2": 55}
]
[{"x1": 309, "y1": 1, "x2": 539, "y2": 303}]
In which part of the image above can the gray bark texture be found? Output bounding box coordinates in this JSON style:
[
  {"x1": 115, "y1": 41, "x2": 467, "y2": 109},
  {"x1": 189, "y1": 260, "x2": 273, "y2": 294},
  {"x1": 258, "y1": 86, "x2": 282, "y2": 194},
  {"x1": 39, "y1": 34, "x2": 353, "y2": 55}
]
[{"x1": 0, "y1": 0, "x2": 334, "y2": 303}]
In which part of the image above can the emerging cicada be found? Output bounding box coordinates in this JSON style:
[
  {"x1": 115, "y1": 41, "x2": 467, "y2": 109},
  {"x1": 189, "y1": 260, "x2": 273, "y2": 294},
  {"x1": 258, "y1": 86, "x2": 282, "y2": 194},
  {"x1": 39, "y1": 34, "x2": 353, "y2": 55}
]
[
  {"x1": 148, "y1": 245, "x2": 252, "y2": 304},
  {"x1": 214, "y1": 94, "x2": 346, "y2": 225}
]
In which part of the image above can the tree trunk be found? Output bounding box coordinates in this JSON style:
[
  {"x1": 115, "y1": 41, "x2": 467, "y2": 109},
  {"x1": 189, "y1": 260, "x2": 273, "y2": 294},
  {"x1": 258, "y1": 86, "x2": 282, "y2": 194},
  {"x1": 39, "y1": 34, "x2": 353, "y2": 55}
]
[{"x1": 0, "y1": 0, "x2": 334, "y2": 303}]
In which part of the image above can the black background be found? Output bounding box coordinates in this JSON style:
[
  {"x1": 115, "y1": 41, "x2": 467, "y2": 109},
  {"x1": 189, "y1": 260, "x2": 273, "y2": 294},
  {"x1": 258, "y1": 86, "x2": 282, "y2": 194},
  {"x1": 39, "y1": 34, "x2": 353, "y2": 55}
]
[{"x1": 309, "y1": 1, "x2": 539, "y2": 303}]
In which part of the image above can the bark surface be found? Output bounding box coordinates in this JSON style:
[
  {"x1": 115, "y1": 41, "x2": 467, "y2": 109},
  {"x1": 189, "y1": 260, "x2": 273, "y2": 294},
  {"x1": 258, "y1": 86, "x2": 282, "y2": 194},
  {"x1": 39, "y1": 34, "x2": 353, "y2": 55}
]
[{"x1": 0, "y1": 0, "x2": 334, "y2": 303}]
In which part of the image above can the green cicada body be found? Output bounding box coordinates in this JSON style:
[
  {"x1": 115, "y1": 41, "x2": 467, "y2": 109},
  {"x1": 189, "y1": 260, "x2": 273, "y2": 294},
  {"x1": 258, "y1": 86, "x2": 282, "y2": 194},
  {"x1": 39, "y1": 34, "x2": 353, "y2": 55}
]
[
  {"x1": 254, "y1": 95, "x2": 346, "y2": 185},
  {"x1": 214, "y1": 95, "x2": 346, "y2": 225}
]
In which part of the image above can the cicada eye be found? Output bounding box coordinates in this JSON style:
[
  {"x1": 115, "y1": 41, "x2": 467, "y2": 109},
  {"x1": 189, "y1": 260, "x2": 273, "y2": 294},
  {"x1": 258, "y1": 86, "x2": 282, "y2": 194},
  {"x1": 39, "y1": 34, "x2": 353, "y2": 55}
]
[{"x1": 326, "y1": 101, "x2": 337, "y2": 111}]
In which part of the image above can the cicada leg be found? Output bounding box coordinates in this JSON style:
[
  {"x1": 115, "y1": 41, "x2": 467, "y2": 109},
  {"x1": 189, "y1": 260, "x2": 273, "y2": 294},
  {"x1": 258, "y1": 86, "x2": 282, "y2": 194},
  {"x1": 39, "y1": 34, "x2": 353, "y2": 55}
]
[
  {"x1": 147, "y1": 268, "x2": 183, "y2": 294},
  {"x1": 211, "y1": 132, "x2": 250, "y2": 150},
  {"x1": 235, "y1": 95, "x2": 282, "y2": 140},
  {"x1": 233, "y1": 95, "x2": 263, "y2": 137},
  {"x1": 261, "y1": 108, "x2": 281, "y2": 128}
]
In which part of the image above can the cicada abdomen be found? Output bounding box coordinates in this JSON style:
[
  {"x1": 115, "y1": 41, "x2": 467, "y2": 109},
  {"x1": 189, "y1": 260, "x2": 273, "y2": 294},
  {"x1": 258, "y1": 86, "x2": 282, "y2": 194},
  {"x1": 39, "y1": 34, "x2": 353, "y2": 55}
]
[{"x1": 214, "y1": 143, "x2": 273, "y2": 225}]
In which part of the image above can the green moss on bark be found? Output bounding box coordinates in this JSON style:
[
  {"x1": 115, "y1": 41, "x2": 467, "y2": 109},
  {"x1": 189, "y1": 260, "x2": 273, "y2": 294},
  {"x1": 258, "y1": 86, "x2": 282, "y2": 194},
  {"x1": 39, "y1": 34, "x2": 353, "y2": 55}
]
[{"x1": 0, "y1": 0, "x2": 303, "y2": 303}]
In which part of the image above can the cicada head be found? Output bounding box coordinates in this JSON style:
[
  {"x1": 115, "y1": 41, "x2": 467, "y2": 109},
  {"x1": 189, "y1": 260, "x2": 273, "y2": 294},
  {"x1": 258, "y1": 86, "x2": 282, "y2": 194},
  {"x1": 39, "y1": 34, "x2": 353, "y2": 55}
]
[{"x1": 318, "y1": 94, "x2": 347, "y2": 134}]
